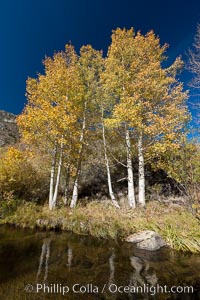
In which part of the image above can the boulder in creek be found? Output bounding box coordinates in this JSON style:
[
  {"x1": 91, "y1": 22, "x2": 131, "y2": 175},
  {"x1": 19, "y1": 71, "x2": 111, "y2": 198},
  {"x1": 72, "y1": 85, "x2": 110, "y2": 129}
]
[{"x1": 125, "y1": 230, "x2": 166, "y2": 251}]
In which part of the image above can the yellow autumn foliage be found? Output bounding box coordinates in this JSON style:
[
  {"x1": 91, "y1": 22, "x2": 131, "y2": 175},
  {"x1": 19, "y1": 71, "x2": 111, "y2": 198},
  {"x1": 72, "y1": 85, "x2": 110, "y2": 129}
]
[{"x1": 0, "y1": 147, "x2": 47, "y2": 201}]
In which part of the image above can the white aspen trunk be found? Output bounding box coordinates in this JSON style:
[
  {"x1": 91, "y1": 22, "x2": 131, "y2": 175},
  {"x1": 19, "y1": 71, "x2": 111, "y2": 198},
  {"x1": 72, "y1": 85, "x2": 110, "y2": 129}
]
[
  {"x1": 138, "y1": 133, "x2": 145, "y2": 207},
  {"x1": 49, "y1": 144, "x2": 57, "y2": 210},
  {"x1": 70, "y1": 175, "x2": 79, "y2": 208},
  {"x1": 63, "y1": 164, "x2": 70, "y2": 205},
  {"x1": 101, "y1": 106, "x2": 120, "y2": 208},
  {"x1": 70, "y1": 102, "x2": 87, "y2": 208},
  {"x1": 125, "y1": 128, "x2": 136, "y2": 208},
  {"x1": 51, "y1": 141, "x2": 63, "y2": 209}
]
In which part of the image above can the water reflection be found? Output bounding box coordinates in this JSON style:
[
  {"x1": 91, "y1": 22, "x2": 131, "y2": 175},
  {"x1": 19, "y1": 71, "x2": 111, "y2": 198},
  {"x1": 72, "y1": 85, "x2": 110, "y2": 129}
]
[
  {"x1": 108, "y1": 249, "x2": 115, "y2": 285},
  {"x1": 67, "y1": 245, "x2": 73, "y2": 268},
  {"x1": 129, "y1": 256, "x2": 158, "y2": 286},
  {"x1": 0, "y1": 226, "x2": 199, "y2": 299},
  {"x1": 36, "y1": 238, "x2": 51, "y2": 282}
]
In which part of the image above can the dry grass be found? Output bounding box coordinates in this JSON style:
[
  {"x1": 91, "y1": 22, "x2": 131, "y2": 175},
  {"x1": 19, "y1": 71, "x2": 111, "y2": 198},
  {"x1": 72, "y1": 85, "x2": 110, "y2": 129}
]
[{"x1": 1, "y1": 200, "x2": 200, "y2": 253}]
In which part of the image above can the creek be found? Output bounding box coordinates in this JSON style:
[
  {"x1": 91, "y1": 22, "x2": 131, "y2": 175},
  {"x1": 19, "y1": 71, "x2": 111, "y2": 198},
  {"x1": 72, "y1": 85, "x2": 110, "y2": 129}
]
[{"x1": 0, "y1": 226, "x2": 199, "y2": 299}]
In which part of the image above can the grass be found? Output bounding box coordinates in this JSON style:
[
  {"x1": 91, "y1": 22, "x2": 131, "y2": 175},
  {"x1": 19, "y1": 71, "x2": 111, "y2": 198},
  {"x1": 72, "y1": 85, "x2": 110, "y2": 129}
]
[{"x1": 1, "y1": 200, "x2": 200, "y2": 253}]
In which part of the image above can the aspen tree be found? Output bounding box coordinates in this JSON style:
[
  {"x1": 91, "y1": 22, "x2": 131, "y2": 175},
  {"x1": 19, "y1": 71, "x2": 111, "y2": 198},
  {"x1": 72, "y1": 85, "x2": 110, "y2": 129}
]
[
  {"x1": 103, "y1": 28, "x2": 189, "y2": 207},
  {"x1": 70, "y1": 45, "x2": 120, "y2": 208},
  {"x1": 70, "y1": 45, "x2": 95, "y2": 208},
  {"x1": 103, "y1": 28, "x2": 138, "y2": 208},
  {"x1": 18, "y1": 46, "x2": 83, "y2": 209}
]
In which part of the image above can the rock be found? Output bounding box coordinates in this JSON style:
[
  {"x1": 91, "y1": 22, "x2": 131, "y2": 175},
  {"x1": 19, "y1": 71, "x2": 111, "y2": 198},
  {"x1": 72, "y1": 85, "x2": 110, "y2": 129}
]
[
  {"x1": 36, "y1": 219, "x2": 49, "y2": 227},
  {"x1": 36, "y1": 219, "x2": 42, "y2": 226},
  {"x1": 0, "y1": 110, "x2": 19, "y2": 147},
  {"x1": 125, "y1": 230, "x2": 166, "y2": 251}
]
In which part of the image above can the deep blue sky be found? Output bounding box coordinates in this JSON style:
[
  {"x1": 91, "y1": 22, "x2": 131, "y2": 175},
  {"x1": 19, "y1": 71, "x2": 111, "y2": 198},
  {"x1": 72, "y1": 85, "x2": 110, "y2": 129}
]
[{"x1": 0, "y1": 0, "x2": 200, "y2": 118}]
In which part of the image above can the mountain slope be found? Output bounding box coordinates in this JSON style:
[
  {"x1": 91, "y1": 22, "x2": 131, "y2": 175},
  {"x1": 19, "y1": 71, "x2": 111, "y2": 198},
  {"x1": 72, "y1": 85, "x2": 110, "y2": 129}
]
[{"x1": 0, "y1": 110, "x2": 19, "y2": 147}]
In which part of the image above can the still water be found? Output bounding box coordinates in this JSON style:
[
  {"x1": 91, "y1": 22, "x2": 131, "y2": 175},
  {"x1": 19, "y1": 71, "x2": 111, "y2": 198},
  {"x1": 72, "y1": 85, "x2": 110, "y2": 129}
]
[{"x1": 0, "y1": 226, "x2": 200, "y2": 300}]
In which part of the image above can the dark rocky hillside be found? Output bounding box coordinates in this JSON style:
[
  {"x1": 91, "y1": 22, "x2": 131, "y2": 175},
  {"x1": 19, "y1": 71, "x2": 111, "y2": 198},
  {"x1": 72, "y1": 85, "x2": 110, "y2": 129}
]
[{"x1": 0, "y1": 110, "x2": 19, "y2": 147}]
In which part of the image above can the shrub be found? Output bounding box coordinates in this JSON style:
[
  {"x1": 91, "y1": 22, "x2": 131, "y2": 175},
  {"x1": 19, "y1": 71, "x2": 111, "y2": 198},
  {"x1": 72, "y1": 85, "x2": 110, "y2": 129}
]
[{"x1": 0, "y1": 147, "x2": 48, "y2": 202}]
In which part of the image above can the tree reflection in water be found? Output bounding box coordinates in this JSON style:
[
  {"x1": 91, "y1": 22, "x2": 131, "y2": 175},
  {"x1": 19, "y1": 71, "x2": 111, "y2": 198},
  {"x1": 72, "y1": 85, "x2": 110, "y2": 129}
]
[
  {"x1": 66, "y1": 245, "x2": 73, "y2": 268},
  {"x1": 36, "y1": 238, "x2": 51, "y2": 282},
  {"x1": 0, "y1": 226, "x2": 197, "y2": 300},
  {"x1": 108, "y1": 249, "x2": 115, "y2": 285}
]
